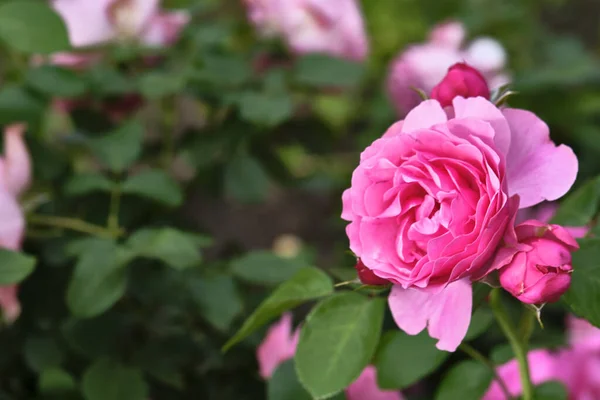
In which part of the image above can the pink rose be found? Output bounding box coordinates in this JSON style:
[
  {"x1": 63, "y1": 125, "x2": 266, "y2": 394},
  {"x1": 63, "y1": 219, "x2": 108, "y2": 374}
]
[
  {"x1": 257, "y1": 314, "x2": 403, "y2": 399},
  {"x1": 0, "y1": 124, "x2": 31, "y2": 323},
  {"x1": 568, "y1": 315, "x2": 600, "y2": 351},
  {"x1": 342, "y1": 97, "x2": 578, "y2": 350},
  {"x1": 497, "y1": 221, "x2": 578, "y2": 304},
  {"x1": 243, "y1": 0, "x2": 368, "y2": 61},
  {"x1": 431, "y1": 63, "x2": 490, "y2": 107},
  {"x1": 50, "y1": 0, "x2": 189, "y2": 68},
  {"x1": 483, "y1": 349, "x2": 560, "y2": 400},
  {"x1": 386, "y1": 21, "x2": 509, "y2": 116}
]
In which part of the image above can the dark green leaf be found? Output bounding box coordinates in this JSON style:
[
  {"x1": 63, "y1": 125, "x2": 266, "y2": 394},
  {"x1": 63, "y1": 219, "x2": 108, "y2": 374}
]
[
  {"x1": 230, "y1": 250, "x2": 306, "y2": 285},
  {"x1": 238, "y1": 91, "x2": 293, "y2": 127},
  {"x1": 435, "y1": 361, "x2": 493, "y2": 400},
  {"x1": 551, "y1": 176, "x2": 600, "y2": 226},
  {"x1": 194, "y1": 54, "x2": 251, "y2": 87},
  {"x1": 64, "y1": 173, "x2": 113, "y2": 196},
  {"x1": 127, "y1": 228, "x2": 201, "y2": 269},
  {"x1": 26, "y1": 66, "x2": 87, "y2": 98},
  {"x1": 465, "y1": 307, "x2": 494, "y2": 341},
  {"x1": 295, "y1": 292, "x2": 385, "y2": 399},
  {"x1": 121, "y1": 169, "x2": 183, "y2": 207},
  {"x1": 223, "y1": 267, "x2": 333, "y2": 351},
  {"x1": 66, "y1": 240, "x2": 128, "y2": 318},
  {"x1": 534, "y1": 381, "x2": 568, "y2": 400},
  {"x1": 138, "y1": 72, "x2": 185, "y2": 100},
  {"x1": 0, "y1": 85, "x2": 45, "y2": 126},
  {"x1": 224, "y1": 153, "x2": 270, "y2": 203},
  {"x1": 375, "y1": 330, "x2": 449, "y2": 389},
  {"x1": 24, "y1": 336, "x2": 63, "y2": 372},
  {"x1": 268, "y1": 360, "x2": 312, "y2": 400},
  {"x1": 82, "y1": 358, "x2": 148, "y2": 400},
  {"x1": 563, "y1": 238, "x2": 600, "y2": 327},
  {"x1": 189, "y1": 274, "x2": 243, "y2": 331},
  {"x1": 294, "y1": 55, "x2": 365, "y2": 88},
  {"x1": 88, "y1": 121, "x2": 143, "y2": 173},
  {"x1": 0, "y1": 249, "x2": 36, "y2": 284},
  {"x1": 0, "y1": 1, "x2": 70, "y2": 54},
  {"x1": 39, "y1": 368, "x2": 76, "y2": 394},
  {"x1": 87, "y1": 66, "x2": 137, "y2": 95}
]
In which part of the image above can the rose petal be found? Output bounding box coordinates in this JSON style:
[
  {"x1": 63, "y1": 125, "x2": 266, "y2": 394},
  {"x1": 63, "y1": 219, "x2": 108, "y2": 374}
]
[
  {"x1": 401, "y1": 100, "x2": 448, "y2": 133},
  {"x1": 346, "y1": 365, "x2": 404, "y2": 400},
  {"x1": 503, "y1": 108, "x2": 578, "y2": 208},
  {"x1": 388, "y1": 279, "x2": 472, "y2": 351},
  {"x1": 256, "y1": 313, "x2": 298, "y2": 379}
]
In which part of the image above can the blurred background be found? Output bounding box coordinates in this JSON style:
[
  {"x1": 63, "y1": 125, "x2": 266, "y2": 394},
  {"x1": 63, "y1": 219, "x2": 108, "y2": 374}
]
[{"x1": 0, "y1": 0, "x2": 598, "y2": 399}]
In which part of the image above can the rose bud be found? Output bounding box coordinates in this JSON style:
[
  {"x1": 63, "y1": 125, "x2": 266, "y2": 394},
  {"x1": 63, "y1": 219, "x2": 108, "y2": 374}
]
[
  {"x1": 354, "y1": 259, "x2": 389, "y2": 286},
  {"x1": 431, "y1": 62, "x2": 490, "y2": 107},
  {"x1": 498, "y1": 220, "x2": 579, "y2": 304}
]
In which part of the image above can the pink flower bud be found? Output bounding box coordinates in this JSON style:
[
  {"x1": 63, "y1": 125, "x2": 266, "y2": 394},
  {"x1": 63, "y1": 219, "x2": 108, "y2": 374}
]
[
  {"x1": 354, "y1": 259, "x2": 390, "y2": 286},
  {"x1": 431, "y1": 63, "x2": 490, "y2": 107},
  {"x1": 498, "y1": 220, "x2": 578, "y2": 304}
]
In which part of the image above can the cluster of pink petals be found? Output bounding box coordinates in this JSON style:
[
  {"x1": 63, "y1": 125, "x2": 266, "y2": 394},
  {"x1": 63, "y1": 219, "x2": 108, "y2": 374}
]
[
  {"x1": 484, "y1": 316, "x2": 600, "y2": 399},
  {"x1": 243, "y1": 0, "x2": 368, "y2": 61},
  {"x1": 0, "y1": 125, "x2": 32, "y2": 323},
  {"x1": 387, "y1": 21, "x2": 510, "y2": 116},
  {"x1": 49, "y1": 0, "x2": 189, "y2": 69},
  {"x1": 257, "y1": 313, "x2": 403, "y2": 400},
  {"x1": 342, "y1": 96, "x2": 578, "y2": 351}
]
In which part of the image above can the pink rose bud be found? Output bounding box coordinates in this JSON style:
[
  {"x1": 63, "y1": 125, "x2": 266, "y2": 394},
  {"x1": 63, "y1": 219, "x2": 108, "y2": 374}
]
[
  {"x1": 498, "y1": 220, "x2": 579, "y2": 304},
  {"x1": 354, "y1": 259, "x2": 389, "y2": 286},
  {"x1": 431, "y1": 63, "x2": 490, "y2": 107}
]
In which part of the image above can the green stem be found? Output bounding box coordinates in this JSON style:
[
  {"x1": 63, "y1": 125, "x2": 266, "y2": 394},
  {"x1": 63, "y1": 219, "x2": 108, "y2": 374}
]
[
  {"x1": 161, "y1": 97, "x2": 176, "y2": 168},
  {"x1": 519, "y1": 307, "x2": 536, "y2": 344},
  {"x1": 490, "y1": 289, "x2": 534, "y2": 400},
  {"x1": 28, "y1": 214, "x2": 121, "y2": 239},
  {"x1": 459, "y1": 343, "x2": 513, "y2": 400}
]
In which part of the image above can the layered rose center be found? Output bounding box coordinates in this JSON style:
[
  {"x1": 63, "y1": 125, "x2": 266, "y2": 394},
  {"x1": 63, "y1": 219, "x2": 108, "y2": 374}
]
[{"x1": 350, "y1": 122, "x2": 509, "y2": 287}]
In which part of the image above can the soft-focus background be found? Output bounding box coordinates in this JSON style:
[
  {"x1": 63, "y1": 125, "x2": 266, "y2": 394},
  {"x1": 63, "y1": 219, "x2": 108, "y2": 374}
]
[{"x1": 0, "y1": 0, "x2": 599, "y2": 399}]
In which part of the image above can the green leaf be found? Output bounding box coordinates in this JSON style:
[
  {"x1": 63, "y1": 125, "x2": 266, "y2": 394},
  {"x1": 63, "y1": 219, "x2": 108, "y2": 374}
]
[
  {"x1": 294, "y1": 55, "x2": 365, "y2": 88},
  {"x1": 224, "y1": 153, "x2": 270, "y2": 203},
  {"x1": 237, "y1": 91, "x2": 293, "y2": 127},
  {"x1": 464, "y1": 306, "x2": 494, "y2": 341},
  {"x1": 89, "y1": 121, "x2": 143, "y2": 173},
  {"x1": 563, "y1": 238, "x2": 600, "y2": 327},
  {"x1": 195, "y1": 54, "x2": 252, "y2": 87},
  {"x1": 0, "y1": 85, "x2": 45, "y2": 126},
  {"x1": 223, "y1": 267, "x2": 333, "y2": 351},
  {"x1": 82, "y1": 358, "x2": 148, "y2": 400},
  {"x1": 268, "y1": 360, "x2": 312, "y2": 400},
  {"x1": 189, "y1": 274, "x2": 243, "y2": 331},
  {"x1": 0, "y1": 1, "x2": 70, "y2": 54},
  {"x1": 121, "y1": 169, "x2": 183, "y2": 207},
  {"x1": 39, "y1": 368, "x2": 76, "y2": 394},
  {"x1": 374, "y1": 330, "x2": 449, "y2": 390},
  {"x1": 230, "y1": 250, "x2": 306, "y2": 285},
  {"x1": 24, "y1": 336, "x2": 63, "y2": 372},
  {"x1": 87, "y1": 66, "x2": 137, "y2": 95},
  {"x1": 138, "y1": 72, "x2": 185, "y2": 100},
  {"x1": 0, "y1": 249, "x2": 36, "y2": 285},
  {"x1": 66, "y1": 240, "x2": 128, "y2": 318},
  {"x1": 295, "y1": 292, "x2": 385, "y2": 399},
  {"x1": 551, "y1": 176, "x2": 600, "y2": 226},
  {"x1": 126, "y1": 228, "x2": 201, "y2": 269},
  {"x1": 534, "y1": 381, "x2": 568, "y2": 400},
  {"x1": 64, "y1": 173, "x2": 113, "y2": 196},
  {"x1": 26, "y1": 66, "x2": 87, "y2": 98},
  {"x1": 435, "y1": 361, "x2": 493, "y2": 400}
]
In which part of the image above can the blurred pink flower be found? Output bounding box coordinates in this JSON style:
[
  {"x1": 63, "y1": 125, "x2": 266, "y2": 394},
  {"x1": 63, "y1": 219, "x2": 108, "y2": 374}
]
[
  {"x1": 0, "y1": 124, "x2": 31, "y2": 324},
  {"x1": 342, "y1": 97, "x2": 577, "y2": 351},
  {"x1": 257, "y1": 314, "x2": 403, "y2": 399},
  {"x1": 243, "y1": 0, "x2": 368, "y2": 61},
  {"x1": 568, "y1": 316, "x2": 600, "y2": 352},
  {"x1": 483, "y1": 350, "x2": 559, "y2": 400},
  {"x1": 387, "y1": 20, "x2": 509, "y2": 116},
  {"x1": 52, "y1": 0, "x2": 188, "y2": 48}
]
